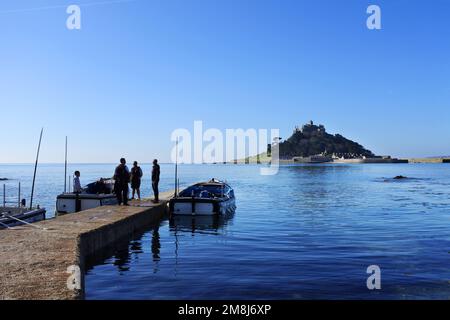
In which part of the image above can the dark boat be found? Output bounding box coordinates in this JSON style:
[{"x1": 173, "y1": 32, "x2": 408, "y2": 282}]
[
  {"x1": 0, "y1": 207, "x2": 46, "y2": 229},
  {"x1": 169, "y1": 179, "x2": 236, "y2": 216}
]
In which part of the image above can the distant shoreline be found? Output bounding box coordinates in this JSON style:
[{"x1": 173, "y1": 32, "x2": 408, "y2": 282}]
[
  {"x1": 408, "y1": 158, "x2": 449, "y2": 163},
  {"x1": 0, "y1": 158, "x2": 449, "y2": 166},
  {"x1": 227, "y1": 156, "x2": 450, "y2": 165}
]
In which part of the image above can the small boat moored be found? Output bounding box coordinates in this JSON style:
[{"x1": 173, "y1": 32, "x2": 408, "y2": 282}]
[
  {"x1": 169, "y1": 179, "x2": 236, "y2": 216},
  {"x1": 0, "y1": 129, "x2": 47, "y2": 229},
  {"x1": 56, "y1": 178, "x2": 118, "y2": 216},
  {"x1": 0, "y1": 207, "x2": 46, "y2": 229}
]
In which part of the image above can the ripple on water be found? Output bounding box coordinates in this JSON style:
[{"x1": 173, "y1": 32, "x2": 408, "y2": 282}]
[{"x1": 2, "y1": 163, "x2": 449, "y2": 299}]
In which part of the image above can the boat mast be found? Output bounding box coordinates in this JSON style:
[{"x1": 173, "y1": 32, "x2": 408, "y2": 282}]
[
  {"x1": 30, "y1": 128, "x2": 43, "y2": 210},
  {"x1": 174, "y1": 137, "x2": 178, "y2": 197},
  {"x1": 64, "y1": 136, "x2": 68, "y2": 193}
]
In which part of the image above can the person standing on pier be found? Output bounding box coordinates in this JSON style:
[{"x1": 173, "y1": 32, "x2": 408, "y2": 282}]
[
  {"x1": 73, "y1": 171, "x2": 82, "y2": 193},
  {"x1": 152, "y1": 159, "x2": 160, "y2": 203},
  {"x1": 114, "y1": 158, "x2": 130, "y2": 206},
  {"x1": 131, "y1": 161, "x2": 143, "y2": 200}
]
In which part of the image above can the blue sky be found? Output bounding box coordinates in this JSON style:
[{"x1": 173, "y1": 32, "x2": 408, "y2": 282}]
[{"x1": 1, "y1": 0, "x2": 449, "y2": 163}]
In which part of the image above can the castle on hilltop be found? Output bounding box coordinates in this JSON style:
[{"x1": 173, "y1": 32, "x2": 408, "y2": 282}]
[
  {"x1": 280, "y1": 120, "x2": 376, "y2": 160},
  {"x1": 294, "y1": 120, "x2": 325, "y2": 134}
]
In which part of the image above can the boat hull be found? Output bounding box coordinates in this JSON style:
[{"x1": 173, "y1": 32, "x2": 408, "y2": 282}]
[
  {"x1": 56, "y1": 193, "x2": 118, "y2": 215},
  {"x1": 169, "y1": 197, "x2": 236, "y2": 216},
  {"x1": 0, "y1": 207, "x2": 46, "y2": 229}
]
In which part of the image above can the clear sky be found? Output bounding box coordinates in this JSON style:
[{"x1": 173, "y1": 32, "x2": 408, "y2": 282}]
[{"x1": 1, "y1": 0, "x2": 449, "y2": 163}]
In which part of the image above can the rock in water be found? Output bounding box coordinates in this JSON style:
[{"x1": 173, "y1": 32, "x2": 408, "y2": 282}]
[{"x1": 393, "y1": 175, "x2": 407, "y2": 180}]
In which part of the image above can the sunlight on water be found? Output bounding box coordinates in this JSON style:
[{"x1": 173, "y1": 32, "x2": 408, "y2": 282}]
[{"x1": 2, "y1": 163, "x2": 450, "y2": 299}]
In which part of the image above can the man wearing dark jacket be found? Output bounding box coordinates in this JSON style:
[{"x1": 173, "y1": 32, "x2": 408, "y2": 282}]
[
  {"x1": 152, "y1": 159, "x2": 160, "y2": 203},
  {"x1": 114, "y1": 158, "x2": 130, "y2": 205}
]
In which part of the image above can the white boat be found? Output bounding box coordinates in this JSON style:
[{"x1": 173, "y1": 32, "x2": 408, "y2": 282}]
[
  {"x1": 56, "y1": 178, "x2": 118, "y2": 215},
  {"x1": 169, "y1": 179, "x2": 236, "y2": 216},
  {"x1": 0, "y1": 207, "x2": 46, "y2": 229}
]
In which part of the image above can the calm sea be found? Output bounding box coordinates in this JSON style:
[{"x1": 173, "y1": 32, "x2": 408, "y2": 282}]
[{"x1": 1, "y1": 163, "x2": 450, "y2": 299}]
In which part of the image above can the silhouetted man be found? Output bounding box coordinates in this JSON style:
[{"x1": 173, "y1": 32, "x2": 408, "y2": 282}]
[
  {"x1": 114, "y1": 158, "x2": 130, "y2": 205},
  {"x1": 73, "y1": 171, "x2": 82, "y2": 193},
  {"x1": 152, "y1": 159, "x2": 160, "y2": 203},
  {"x1": 131, "y1": 161, "x2": 143, "y2": 200},
  {"x1": 73, "y1": 170, "x2": 82, "y2": 212}
]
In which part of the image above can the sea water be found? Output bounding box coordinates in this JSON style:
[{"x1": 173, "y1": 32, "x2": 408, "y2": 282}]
[{"x1": 1, "y1": 163, "x2": 450, "y2": 299}]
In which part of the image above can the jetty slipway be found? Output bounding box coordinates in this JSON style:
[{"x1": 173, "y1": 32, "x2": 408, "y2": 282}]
[{"x1": 0, "y1": 191, "x2": 173, "y2": 300}]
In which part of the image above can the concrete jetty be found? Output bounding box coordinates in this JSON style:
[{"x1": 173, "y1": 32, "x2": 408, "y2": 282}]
[{"x1": 0, "y1": 191, "x2": 172, "y2": 300}]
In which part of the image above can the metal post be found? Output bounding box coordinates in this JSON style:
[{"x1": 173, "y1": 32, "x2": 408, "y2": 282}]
[
  {"x1": 18, "y1": 182, "x2": 21, "y2": 207},
  {"x1": 64, "y1": 136, "x2": 68, "y2": 193},
  {"x1": 174, "y1": 138, "x2": 178, "y2": 197},
  {"x1": 3, "y1": 184, "x2": 5, "y2": 207},
  {"x1": 30, "y1": 128, "x2": 44, "y2": 210}
]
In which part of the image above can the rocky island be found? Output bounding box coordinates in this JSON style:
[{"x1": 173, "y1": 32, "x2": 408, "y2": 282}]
[
  {"x1": 242, "y1": 121, "x2": 408, "y2": 164},
  {"x1": 278, "y1": 121, "x2": 374, "y2": 160}
]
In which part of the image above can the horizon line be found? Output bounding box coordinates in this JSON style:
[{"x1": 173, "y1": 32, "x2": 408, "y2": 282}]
[{"x1": 1, "y1": 155, "x2": 449, "y2": 166}]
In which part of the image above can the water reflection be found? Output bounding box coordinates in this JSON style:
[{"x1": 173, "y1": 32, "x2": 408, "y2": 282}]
[
  {"x1": 85, "y1": 210, "x2": 237, "y2": 278},
  {"x1": 84, "y1": 164, "x2": 450, "y2": 299},
  {"x1": 151, "y1": 227, "x2": 161, "y2": 261},
  {"x1": 284, "y1": 165, "x2": 349, "y2": 207},
  {"x1": 284, "y1": 163, "x2": 359, "y2": 175},
  {"x1": 85, "y1": 223, "x2": 163, "y2": 275},
  {"x1": 169, "y1": 211, "x2": 236, "y2": 278},
  {"x1": 113, "y1": 243, "x2": 131, "y2": 273},
  {"x1": 169, "y1": 211, "x2": 235, "y2": 235}
]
